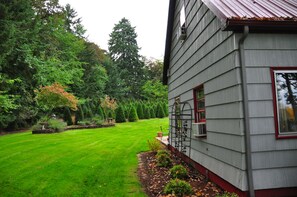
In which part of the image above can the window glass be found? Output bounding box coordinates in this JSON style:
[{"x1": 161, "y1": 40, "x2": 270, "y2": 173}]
[
  {"x1": 274, "y1": 71, "x2": 297, "y2": 135},
  {"x1": 194, "y1": 86, "x2": 205, "y2": 122}
]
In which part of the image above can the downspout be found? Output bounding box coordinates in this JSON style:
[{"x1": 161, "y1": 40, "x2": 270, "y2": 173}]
[{"x1": 238, "y1": 26, "x2": 255, "y2": 197}]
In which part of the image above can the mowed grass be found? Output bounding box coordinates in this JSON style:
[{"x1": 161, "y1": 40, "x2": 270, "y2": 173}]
[{"x1": 0, "y1": 118, "x2": 168, "y2": 197}]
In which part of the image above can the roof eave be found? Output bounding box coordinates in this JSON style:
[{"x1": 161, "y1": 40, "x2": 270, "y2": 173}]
[
  {"x1": 224, "y1": 19, "x2": 297, "y2": 33},
  {"x1": 163, "y1": 0, "x2": 176, "y2": 85}
]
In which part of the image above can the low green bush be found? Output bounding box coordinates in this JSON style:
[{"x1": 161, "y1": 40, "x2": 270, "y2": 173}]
[
  {"x1": 48, "y1": 119, "x2": 67, "y2": 132},
  {"x1": 170, "y1": 165, "x2": 188, "y2": 179},
  {"x1": 215, "y1": 192, "x2": 239, "y2": 197},
  {"x1": 128, "y1": 106, "x2": 138, "y2": 122},
  {"x1": 156, "y1": 150, "x2": 170, "y2": 157},
  {"x1": 91, "y1": 116, "x2": 103, "y2": 125},
  {"x1": 147, "y1": 139, "x2": 162, "y2": 152},
  {"x1": 163, "y1": 179, "x2": 193, "y2": 197},
  {"x1": 156, "y1": 153, "x2": 172, "y2": 167}
]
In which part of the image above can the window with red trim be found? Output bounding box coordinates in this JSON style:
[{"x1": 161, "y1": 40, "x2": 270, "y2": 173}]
[
  {"x1": 271, "y1": 67, "x2": 297, "y2": 139},
  {"x1": 194, "y1": 86, "x2": 205, "y2": 123}
]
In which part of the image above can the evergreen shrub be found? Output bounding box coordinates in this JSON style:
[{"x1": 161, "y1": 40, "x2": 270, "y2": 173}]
[
  {"x1": 128, "y1": 106, "x2": 138, "y2": 122},
  {"x1": 163, "y1": 179, "x2": 193, "y2": 197},
  {"x1": 115, "y1": 105, "x2": 126, "y2": 123},
  {"x1": 156, "y1": 103, "x2": 165, "y2": 118},
  {"x1": 169, "y1": 165, "x2": 188, "y2": 179},
  {"x1": 137, "y1": 102, "x2": 144, "y2": 119}
]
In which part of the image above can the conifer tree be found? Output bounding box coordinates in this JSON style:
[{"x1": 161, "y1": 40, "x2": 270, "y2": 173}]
[
  {"x1": 128, "y1": 106, "x2": 138, "y2": 122},
  {"x1": 115, "y1": 105, "x2": 126, "y2": 123}
]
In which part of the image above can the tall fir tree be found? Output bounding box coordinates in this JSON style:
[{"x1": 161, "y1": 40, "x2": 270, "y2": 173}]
[{"x1": 108, "y1": 18, "x2": 145, "y2": 98}]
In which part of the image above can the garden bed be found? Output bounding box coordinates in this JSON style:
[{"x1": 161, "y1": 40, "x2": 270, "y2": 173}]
[
  {"x1": 32, "y1": 123, "x2": 115, "y2": 134},
  {"x1": 137, "y1": 151, "x2": 224, "y2": 197}
]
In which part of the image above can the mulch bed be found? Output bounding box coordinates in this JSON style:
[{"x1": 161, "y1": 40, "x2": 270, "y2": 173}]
[{"x1": 137, "y1": 150, "x2": 224, "y2": 197}]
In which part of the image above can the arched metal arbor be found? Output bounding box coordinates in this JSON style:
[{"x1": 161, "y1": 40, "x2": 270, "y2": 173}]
[{"x1": 169, "y1": 100, "x2": 192, "y2": 157}]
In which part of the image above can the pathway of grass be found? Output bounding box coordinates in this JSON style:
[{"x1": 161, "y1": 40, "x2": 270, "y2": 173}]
[{"x1": 0, "y1": 118, "x2": 168, "y2": 197}]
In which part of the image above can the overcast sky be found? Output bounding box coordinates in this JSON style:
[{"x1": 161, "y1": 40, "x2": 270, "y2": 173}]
[{"x1": 59, "y1": 0, "x2": 169, "y2": 60}]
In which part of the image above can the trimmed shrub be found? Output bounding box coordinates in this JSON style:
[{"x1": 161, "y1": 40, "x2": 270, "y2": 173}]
[
  {"x1": 115, "y1": 105, "x2": 126, "y2": 123},
  {"x1": 215, "y1": 192, "x2": 239, "y2": 197},
  {"x1": 137, "y1": 103, "x2": 144, "y2": 119},
  {"x1": 156, "y1": 103, "x2": 165, "y2": 118},
  {"x1": 128, "y1": 106, "x2": 138, "y2": 122},
  {"x1": 170, "y1": 165, "x2": 188, "y2": 179},
  {"x1": 147, "y1": 139, "x2": 162, "y2": 152},
  {"x1": 48, "y1": 119, "x2": 67, "y2": 132},
  {"x1": 150, "y1": 107, "x2": 156, "y2": 118},
  {"x1": 143, "y1": 105, "x2": 151, "y2": 119},
  {"x1": 156, "y1": 153, "x2": 172, "y2": 167},
  {"x1": 163, "y1": 102, "x2": 169, "y2": 117},
  {"x1": 164, "y1": 179, "x2": 193, "y2": 197},
  {"x1": 156, "y1": 150, "x2": 170, "y2": 157}
]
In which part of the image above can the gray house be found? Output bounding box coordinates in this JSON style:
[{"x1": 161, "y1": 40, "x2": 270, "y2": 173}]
[{"x1": 163, "y1": 0, "x2": 297, "y2": 197}]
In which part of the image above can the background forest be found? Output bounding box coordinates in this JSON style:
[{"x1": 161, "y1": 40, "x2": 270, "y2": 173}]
[{"x1": 0, "y1": 0, "x2": 168, "y2": 130}]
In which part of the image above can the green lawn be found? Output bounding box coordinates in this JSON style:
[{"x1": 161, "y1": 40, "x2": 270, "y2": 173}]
[{"x1": 0, "y1": 118, "x2": 168, "y2": 197}]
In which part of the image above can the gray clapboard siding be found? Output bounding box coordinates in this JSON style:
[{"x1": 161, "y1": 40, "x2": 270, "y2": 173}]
[
  {"x1": 206, "y1": 102, "x2": 243, "y2": 119},
  {"x1": 191, "y1": 139, "x2": 246, "y2": 169},
  {"x1": 246, "y1": 68, "x2": 272, "y2": 84},
  {"x1": 244, "y1": 34, "x2": 297, "y2": 50},
  {"x1": 206, "y1": 119, "x2": 244, "y2": 135},
  {"x1": 249, "y1": 118, "x2": 275, "y2": 135},
  {"x1": 247, "y1": 84, "x2": 272, "y2": 101},
  {"x1": 206, "y1": 85, "x2": 242, "y2": 107},
  {"x1": 206, "y1": 132, "x2": 245, "y2": 152},
  {"x1": 253, "y1": 167, "x2": 297, "y2": 189},
  {"x1": 245, "y1": 50, "x2": 297, "y2": 67},
  {"x1": 191, "y1": 149, "x2": 248, "y2": 191},
  {"x1": 252, "y1": 150, "x2": 297, "y2": 169},
  {"x1": 251, "y1": 134, "x2": 297, "y2": 152},
  {"x1": 248, "y1": 101, "x2": 274, "y2": 118}
]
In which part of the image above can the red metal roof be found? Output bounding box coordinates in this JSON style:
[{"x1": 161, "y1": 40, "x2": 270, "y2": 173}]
[{"x1": 202, "y1": 0, "x2": 297, "y2": 21}]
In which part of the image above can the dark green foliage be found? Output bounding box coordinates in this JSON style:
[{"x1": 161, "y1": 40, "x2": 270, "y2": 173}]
[
  {"x1": 169, "y1": 165, "x2": 188, "y2": 179},
  {"x1": 75, "y1": 104, "x2": 84, "y2": 123},
  {"x1": 156, "y1": 103, "x2": 165, "y2": 118},
  {"x1": 97, "y1": 105, "x2": 105, "y2": 120},
  {"x1": 150, "y1": 107, "x2": 156, "y2": 118},
  {"x1": 64, "y1": 107, "x2": 73, "y2": 125},
  {"x1": 147, "y1": 139, "x2": 162, "y2": 152},
  {"x1": 156, "y1": 150, "x2": 170, "y2": 157},
  {"x1": 143, "y1": 105, "x2": 151, "y2": 119},
  {"x1": 156, "y1": 153, "x2": 172, "y2": 167},
  {"x1": 215, "y1": 192, "x2": 239, "y2": 197},
  {"x1": 163, "y1": 102, "x2": 169, "y2": 117},
  {"x1": 136, "y1": 103, "x2": 144, "y2": 119},
  {"x1": 108, "y1": 18, "x2": 145, "y2": 98},
  {"x1": 164, "y1": 179, "x2": 193, "y2": 197},
  {"x1": 128, "y1": 106, "x2": 138, "y2": 122},
  {"x1": 115, "y1": 105, "x2": 126, "y2": 123}
]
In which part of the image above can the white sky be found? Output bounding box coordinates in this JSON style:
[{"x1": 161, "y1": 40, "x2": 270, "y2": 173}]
[{"x1": 59, "y1": 0, "x2": 170, "y2": 60}]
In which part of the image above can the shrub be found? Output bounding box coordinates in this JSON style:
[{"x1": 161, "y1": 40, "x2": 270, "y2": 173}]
[
  {"x1": 156, "y1": 103, "x2": 165, "y2": 118},
  {"x1": 115, "y1": 105, "x2": 126, "y2": 123},
  {"x1": 170, "y1": 165, "x2": 188, "y2": 179},
  {"x1": 143, "y1": 105, "x2": 151, "y2": 119},
  {"x1": 75, "y1": 104, "x2": 84, "y2": 123},
  {"x1": 150, "y1": 107, "x2": 156, "y2": 118},
  {"x1": 156, "y1": 153, "x2": 172, "y2": 167},
  {"x1": 91, "y1": 115, "x2": 103, "y2": 125},
  {"x1": 147, "y1": 139, "x2": 162, "y2": 152},
  {"x1": 164, "y1": 179, "x2": 193, "y2": 197},
  {"x1": 97, "y1": 105, "x2": 105, "y2": 119},
  {"x1": 215, "y1": 192, "x2": 239, "y2": 197},
  {"x1": 128, "y1": 106, "x2": 138, "y2": 122},
  {"x1": 136, "y1": 103, "x2": 144, "y2": 119},
  {"x1": 156, "y1": 149, "x2": 170, "y2": 157},
  {"x1": 47, "y1": 119, "x2": 67, "y2": 132}
]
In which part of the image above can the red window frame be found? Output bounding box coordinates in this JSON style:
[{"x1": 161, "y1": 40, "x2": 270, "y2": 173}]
[
  {"x1": 271, "y1": 67, "x2": 297, "y2": 139},
  {"x1": 193, "y1": 85, "x2": 205, "y2": 123}
]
